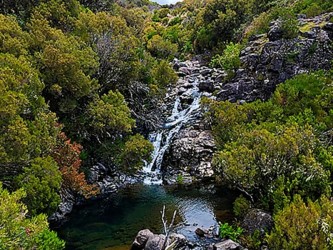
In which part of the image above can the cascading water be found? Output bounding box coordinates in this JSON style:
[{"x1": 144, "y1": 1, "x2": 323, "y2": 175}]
[{"x1": 142, "y1": 78, "x2": 202, "y2": 184}]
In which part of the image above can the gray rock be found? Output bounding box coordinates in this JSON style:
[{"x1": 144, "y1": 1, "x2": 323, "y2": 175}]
[
  {"x1": 195, "y1": 228, "x2": 208, "y2": 237},
  {"x1": 199, "y1": 80, "x2": 215, "y2": 92},
  {"x1": 179, "y1": 67, "x2": 191, "y2": 75},
  {"x1": 145, "y1": 234, "x2": 168, "y2": 250},
  {"x1": 242, "y1": 209, "x2": 273, "y2": 235},
  {"x1": 132, "y1": 229, "x2": 154, "y2": 249},
  {"x1": 214, "y1": 239, "x2": 241, "y2": 250},
  {"x1": 200, "y1": 68, "x2": 212, "y2": 76},
  {"x1": 169, "y1": 233, "x2": 187, "y2": 248},
  {"x1": 163, "y1": 128, "x2": 216, "y2": 181},
  {"x1": 268, "y1": 20, "x2": 283, "y2": 41}
]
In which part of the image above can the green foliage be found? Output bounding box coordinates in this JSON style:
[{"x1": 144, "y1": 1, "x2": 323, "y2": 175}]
[
  {"x1": 233, "y1": 195, "x2": 251, "y2": 218},
  {"x1": 151, "y1": 60, "x2": 178, "y2": 94},
  {"x1": 209, "y1": 72, "x2": 333, "y2": 210},
  {"x1": 120, "y1": 134, "x2": 153, "y2": 173},
  {"x1": 87, "y1": 90, "x2": 135, "y2": 136},
  {"x1": 276, "y1": 8, "x2": 299, "y2": 39},
  {"x1": 267, "y1": 195, "x2": 333, "y2": 249},
  {"x1": 176, "y1": 174, "x2": 184, "y2": 184},
  {"x1": 0, "y1": 15, "x2": 30, "y2": 56},
  {"x1": 219, "y1": 222, "x2": 243, "y2": 241},
  {"x1": 147, "y1": 34, "x2": 178, "y2": 59},
  {"x1": 210, "y1": 42, "x2": 241, "y2": 73},
  {"x1": 194, "y1": 0, "x2": 254, "y2": 51},
  {"x1": 17, "y1": 157, "x2": 62, "y2": 216},
  {"x1": 0, "y1": 183, "x2": 65, "y2": 249}
]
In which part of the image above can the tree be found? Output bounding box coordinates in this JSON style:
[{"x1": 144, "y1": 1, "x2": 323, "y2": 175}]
[
  {"x1": 0, "y1": 15, "x2": 30, "y2": 56},
  {"x1": 267, "y1": 195, "x2": 333, "y2": 249},
  {"x1": 213, "y1": 123, "x2": 330, "y2": 200},
  {"x1": 52, "y1": 132, "x2": 99, "y2": 198},
  {"x1": 87, "y1": 90, "x2": 135, "y2": 137},
  {"x1": 0, "y1": 183, "x2": 65, "y2": 249},
  {"x1": 17, "y1": 157, "x2": 62, "y2": 216},
  {"x1": 120, "y1": 134, "x2": 153, "y2": 173}
]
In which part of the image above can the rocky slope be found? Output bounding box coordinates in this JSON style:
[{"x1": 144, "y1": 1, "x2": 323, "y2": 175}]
[{"x1": 162, "y1": 12, "x2": 333, "y2": 184}]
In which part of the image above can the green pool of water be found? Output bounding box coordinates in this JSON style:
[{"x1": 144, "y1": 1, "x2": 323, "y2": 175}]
[{"x1": 56, "y1": 184, "x2": 236, "y2": 250}]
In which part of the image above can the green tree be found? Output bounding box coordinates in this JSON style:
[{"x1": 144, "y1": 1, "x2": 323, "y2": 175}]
[
  {"x1": 17, "y1": 157, "x2": 62, "y2": 216},
  {"x1": 0, "y1": 183, "x2": 64, "y2": 249},
  {"x1": 120, "y1": 134, "x2": 153, "y2": 173},
  {"x1": 87, "y1": 90, "x2": 135, "y2": 137},
  {"x1": 267, "y1": 195, "x2": 333, "y2": 249}
]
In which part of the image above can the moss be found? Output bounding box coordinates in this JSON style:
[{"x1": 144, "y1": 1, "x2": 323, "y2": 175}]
[{"x1": 300, "y1": 21, "x2": 328, "y2": 33}]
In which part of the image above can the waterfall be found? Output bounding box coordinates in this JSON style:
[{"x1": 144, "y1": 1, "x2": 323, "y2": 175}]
[{"x1": 142, "y1": 79, "x2": 201, "y2": 185}]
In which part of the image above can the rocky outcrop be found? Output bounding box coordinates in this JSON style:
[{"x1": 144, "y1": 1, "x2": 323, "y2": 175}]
[
  {"x1": 163, "y1": 128, "x2": 216, "y2": 184},
  {"x1": 131, "y1": 229, "x2": 245, "y2": 250},
  {"x1": 49, "y1": 188, "x2": 75, "y2": 223},
  {"x1": 161, "y1": 60, "x2": 222, "y2": 183},
  {"x1": 242, "y1": 209, "x2": 273, "y2": 236},
  {"x1": 131, "y1": 230, "x2": 187, "y2": 250},
  {"x1": 164, "y1": 12, "x2": 333, "y2": 180},
  {"x1": 217, "y1": 12, "x2": 333, "y2": 103}
]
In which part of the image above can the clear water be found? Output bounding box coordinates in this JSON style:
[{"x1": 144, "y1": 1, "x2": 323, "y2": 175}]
[{"x1": 56, "y1": 185, "x2": 236, "y2": 250}]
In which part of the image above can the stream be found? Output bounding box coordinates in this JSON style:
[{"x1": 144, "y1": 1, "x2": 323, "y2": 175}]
[
  {"x1": 56, "y1": 60, "x2": 236, "y2": 249},
  {"x1": 57, "y1": 185, "x2": 236, "y2": 250}
]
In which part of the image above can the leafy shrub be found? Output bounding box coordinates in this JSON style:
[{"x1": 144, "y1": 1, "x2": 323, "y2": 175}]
[
  {"x1": 176, "y1": 174, "x2": 184, "y2": 184},
  {"x1": 302, "y1": 3, "x2": 323, "y2": 17},
  {"x1": 0, "y1": 184, "x2": 65, "y2": 249},
  {"x1": 120, "y1": 134, "x2": 153, "y2": 173},
  {"x1": 147, "y1": 35, "x2": 178, "y2": 59},
  {"x1": 243, "y1": 11, "x2": 271, "y2": 39},
  {"x1": 219, "y1": 222, "x2": 243, "y2": 241},
  {"x1": 210, "y1": 42, "x2": 241, "y2": 72},
  {"x1": 233, "y1": 195, "x2": 251, "y2": 218},
  {"x1": 267, "y1": 195, "x2": 333, "y2": 249},
  {"x1": 274, "y1": 8, "x2": 299, "y2": 39}
]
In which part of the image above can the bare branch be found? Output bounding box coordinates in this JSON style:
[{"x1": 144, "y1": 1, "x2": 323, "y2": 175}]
[{"x1": 160, "y1": 205, "x2": 177, "y2": 250}]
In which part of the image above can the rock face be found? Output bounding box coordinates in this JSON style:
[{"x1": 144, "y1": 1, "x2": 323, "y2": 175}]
[
  {"x1": 164, "y1": 128, "x2": 216, "y2": 183},
  {"x1": 217, "y1": 12, "x2": 333, "y2": 103},
  {"x1": 163, "y1": 14, "x2": 333, "y2": 182},
  {"x1": 242, "y1": 209, "x2": 273, "y2": 235},
  {"x1": 161, "y1": 60, "x2": 221, "y2": 183}
]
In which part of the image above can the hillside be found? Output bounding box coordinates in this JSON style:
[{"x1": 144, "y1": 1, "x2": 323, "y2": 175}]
[{"x1": 0, "y1": 0, "x2": 333, "y2": 249}]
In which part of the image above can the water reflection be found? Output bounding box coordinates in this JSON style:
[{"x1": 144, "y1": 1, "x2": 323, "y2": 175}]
[{"x1": 56, "y1": 185, "x2": 236, "y2": 250}]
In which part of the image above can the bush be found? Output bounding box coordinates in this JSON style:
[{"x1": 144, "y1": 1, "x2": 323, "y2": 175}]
[
  {"x1": 210, "y1": 42, "x2": 241, "y2": 72},
  {"x1": 233, "y1": 195, "x2": 251, "y2": 218},
  {"x1": 219, "y1": 222, "x2": 243, "y2": 241},
  {"x1": 267, "y1": 195, "x2": 333, "y2": 249}
]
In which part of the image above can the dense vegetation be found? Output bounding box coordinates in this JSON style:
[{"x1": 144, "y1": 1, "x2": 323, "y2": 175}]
[{"x1": 1, "y1": 0, "x2": 333, "y2": 248}]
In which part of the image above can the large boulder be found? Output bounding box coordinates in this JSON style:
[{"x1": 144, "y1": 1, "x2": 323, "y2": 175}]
[
  {"x1": 145, "y1": 234, "x2": 169, "y2": 250},
  {"x1": 242, "y1": 209, "x2": 273, "y2": 235},
  {"x1": 163, "y1": 128, "x2": 216, "y2": 182},
  {"x1": 131, "y1": 229, "x2": 154, "y2": 249}
]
